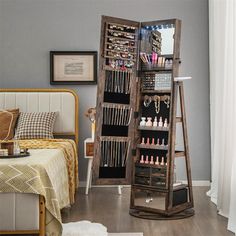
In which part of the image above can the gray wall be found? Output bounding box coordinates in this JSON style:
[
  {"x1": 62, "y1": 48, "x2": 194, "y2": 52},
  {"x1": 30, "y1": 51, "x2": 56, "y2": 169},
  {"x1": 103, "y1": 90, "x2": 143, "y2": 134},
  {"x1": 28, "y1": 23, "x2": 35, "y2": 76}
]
[{"x1": 0, "y1": 0, "x2": 210, "y2": 181}]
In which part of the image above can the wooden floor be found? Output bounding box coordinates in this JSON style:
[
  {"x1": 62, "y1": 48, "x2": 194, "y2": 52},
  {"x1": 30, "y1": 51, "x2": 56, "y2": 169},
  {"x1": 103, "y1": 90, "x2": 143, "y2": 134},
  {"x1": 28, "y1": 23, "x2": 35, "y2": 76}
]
[{"x1": 62, "y1": 187, "x2": 234, "y2": 236}]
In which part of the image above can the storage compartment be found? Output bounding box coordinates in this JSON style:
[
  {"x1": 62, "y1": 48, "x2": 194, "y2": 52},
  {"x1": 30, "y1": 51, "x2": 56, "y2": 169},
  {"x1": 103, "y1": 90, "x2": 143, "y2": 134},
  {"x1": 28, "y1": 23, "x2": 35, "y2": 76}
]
[{"x1": 173, "y1": 187, "x2": 188, "y2": 206}]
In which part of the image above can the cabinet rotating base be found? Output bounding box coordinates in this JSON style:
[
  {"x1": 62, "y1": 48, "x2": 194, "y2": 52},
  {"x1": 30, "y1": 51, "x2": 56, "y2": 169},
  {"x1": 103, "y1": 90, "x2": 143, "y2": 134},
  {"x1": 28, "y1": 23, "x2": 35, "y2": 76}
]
[{"x1": 129, "y1": 208, "x2": 194, "y2": 220}]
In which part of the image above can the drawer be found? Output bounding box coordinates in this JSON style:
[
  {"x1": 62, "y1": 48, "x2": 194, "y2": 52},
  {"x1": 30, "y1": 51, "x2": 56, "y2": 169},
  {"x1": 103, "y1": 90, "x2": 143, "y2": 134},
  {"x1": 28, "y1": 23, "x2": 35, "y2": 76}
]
[
  {"x1": 151, "y1": 167, "x2": 166, "y2": 177},
  {"x1": 151, "y1": 176, "x2": 166, "y2": 188},
  {"x1": 135, "y1": 166, "x2": 150, "y2": 177},
  {"x1": 135, "y1": 176, "x2": 150, "y2": 185}
]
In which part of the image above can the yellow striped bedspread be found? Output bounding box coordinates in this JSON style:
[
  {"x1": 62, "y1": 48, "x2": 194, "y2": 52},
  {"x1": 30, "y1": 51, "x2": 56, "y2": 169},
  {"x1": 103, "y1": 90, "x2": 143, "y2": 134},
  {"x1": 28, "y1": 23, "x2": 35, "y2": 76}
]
[{"x1": 0, "y1": 139, "x2": 78, "y2": 236}]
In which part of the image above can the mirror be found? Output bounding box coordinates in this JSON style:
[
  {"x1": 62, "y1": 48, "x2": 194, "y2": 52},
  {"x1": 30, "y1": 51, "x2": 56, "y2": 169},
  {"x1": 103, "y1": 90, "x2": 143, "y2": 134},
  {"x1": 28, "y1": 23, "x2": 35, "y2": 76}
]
[
  {"x1": 140, "y1": 23, "x2": 175, "y2": 56},
  {"x1": 140, "y1": 22, "x2": 175, "y2": 91},
  {"x1": 134, "y1": 189, "x2": 166, "y2": 210}
]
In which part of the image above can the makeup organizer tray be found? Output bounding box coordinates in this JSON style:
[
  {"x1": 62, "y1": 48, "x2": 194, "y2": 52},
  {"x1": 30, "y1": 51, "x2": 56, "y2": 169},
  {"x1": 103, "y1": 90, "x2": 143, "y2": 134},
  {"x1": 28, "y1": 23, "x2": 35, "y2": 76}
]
[
  {"x1": 95, "y1": 16, "x2": 194, "y2": 218},
  {"x1": 0, "y1": 151, "x2": 30, "y2": 159}
]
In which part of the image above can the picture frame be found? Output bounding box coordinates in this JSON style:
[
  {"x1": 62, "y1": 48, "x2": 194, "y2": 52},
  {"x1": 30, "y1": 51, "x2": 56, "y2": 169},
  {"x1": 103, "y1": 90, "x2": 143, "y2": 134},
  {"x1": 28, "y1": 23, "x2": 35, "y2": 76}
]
[{"x1": 50, "y1": 51, "x2": 97, "y2": 85}]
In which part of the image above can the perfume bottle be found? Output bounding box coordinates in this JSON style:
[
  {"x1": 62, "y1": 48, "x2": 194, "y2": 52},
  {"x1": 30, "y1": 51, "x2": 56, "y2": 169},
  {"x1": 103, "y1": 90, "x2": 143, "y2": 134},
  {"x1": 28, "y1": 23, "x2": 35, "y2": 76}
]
[
  {"x1": 140, "y1": 117, "x2": 146, "y2": 126},
  {"x1": 158, "y1": 117, "x2": 163, "y2": 127},
  {"x1": 146, "y1": 117, "x2": 152, "y2": 126},
  {"x1": 153, "y1": 116, "x2": 158, "y2": 127},
  {"x1": 14, "y1": 141, "x2": 20, "y2": 155},
  {"x1": 164, "y1": 118, "x2": 168, "y2": 128}
]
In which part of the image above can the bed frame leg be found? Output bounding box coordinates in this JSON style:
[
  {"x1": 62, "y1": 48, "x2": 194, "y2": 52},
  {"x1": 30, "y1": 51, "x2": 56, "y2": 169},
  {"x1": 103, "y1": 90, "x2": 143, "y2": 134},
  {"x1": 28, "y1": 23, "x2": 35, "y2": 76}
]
[{"x1": 39, "y1": 195, "x2": 46, "y2": 236}]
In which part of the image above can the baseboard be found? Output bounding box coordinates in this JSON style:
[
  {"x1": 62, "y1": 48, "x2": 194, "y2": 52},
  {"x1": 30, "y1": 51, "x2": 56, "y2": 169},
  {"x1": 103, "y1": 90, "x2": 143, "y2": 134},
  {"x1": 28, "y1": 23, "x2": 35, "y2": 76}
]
[{"x1": 79, "y1": 180, "x2": 210, "y2": 187}]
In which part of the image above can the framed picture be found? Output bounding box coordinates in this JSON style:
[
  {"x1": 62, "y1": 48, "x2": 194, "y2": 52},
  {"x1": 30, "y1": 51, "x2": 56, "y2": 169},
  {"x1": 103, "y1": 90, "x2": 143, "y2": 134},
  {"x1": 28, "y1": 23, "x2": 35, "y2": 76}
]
[{"x1": 50, "y1": 51, "x2": 97, "y2": 85}]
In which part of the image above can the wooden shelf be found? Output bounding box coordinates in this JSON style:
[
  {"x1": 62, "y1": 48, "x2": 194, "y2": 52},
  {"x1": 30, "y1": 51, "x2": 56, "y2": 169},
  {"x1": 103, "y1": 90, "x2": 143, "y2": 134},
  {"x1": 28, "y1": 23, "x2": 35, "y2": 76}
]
[
  {"x1": 174, "y1": 151, "x2": 185, "y2": 158},
  {"x1": 173, "y1": 183, "x2": 188, "y2": 191},
  {"x1": 137, "y1": 144, "x2": 168, "y2": 150},
  {"x1": 133, "y1": 183, "x2": 167, "y2": 191},
  {"x1": 138, "y1": 126, "x2": 169, "y2": 131},
  {"x1": 132, "y1": 183, "x2": 188, "y2": 192},
  {"x1": 135, "y1": 162, "x2": 167, "y2": 169},
  {"x1": 176, "y1": 117, "x2": 182, "y2": 122},
  {"x1": 141, "y1": 89, "x2": 171, "y2": 94},
  {"x1": 141, "y1": 68, "x2": 173, "y2": 73}
]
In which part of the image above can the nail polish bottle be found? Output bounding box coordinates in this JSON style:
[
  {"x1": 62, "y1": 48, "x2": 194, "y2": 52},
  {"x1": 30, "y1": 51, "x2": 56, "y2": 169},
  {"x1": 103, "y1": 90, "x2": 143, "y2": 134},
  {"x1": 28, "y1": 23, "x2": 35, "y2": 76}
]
[
  {"x1": 151, "y1": 138, "x2": 155, "y2": 145},
  {"x1": 158, "y1": 117, "x2": 163, "y2": 127},
  {"x1": 160, "y1": 157, "x2": 165, "y2": 165},
  {"x1": 161, "y1": 138, "x2": 165, "y2": 146},
  {"x1": 150, "y1": 156, "x2": 154, "y2": 165},
  {"x1": 140, "y1": 155, "x2": 144, "y2": 164},
  {"x1": 156, "y1": 138, "x2": 160, "y2": 146},
  {"x1": 153, "y1": 116, "x2": 158, "y2": 127},
  {"x1": 155, "y1": 156, "x2": 159, "y2": 165},
  {"x1": 141, "y1": 137, "x2": 145, "y2": 145},
  {"x1": 146, "y1": 137, "x2": 150, "y2": 145},
  {"x1": 145, "y1": 155, "x2": 149, "y2": 164}
]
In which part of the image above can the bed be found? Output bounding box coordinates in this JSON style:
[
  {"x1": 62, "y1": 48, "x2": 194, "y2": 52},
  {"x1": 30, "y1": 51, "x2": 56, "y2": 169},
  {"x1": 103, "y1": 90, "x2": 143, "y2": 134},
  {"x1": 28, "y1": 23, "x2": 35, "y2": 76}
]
[{"x1": 0, "y1": 88, "x2": 79, "y2": 236}]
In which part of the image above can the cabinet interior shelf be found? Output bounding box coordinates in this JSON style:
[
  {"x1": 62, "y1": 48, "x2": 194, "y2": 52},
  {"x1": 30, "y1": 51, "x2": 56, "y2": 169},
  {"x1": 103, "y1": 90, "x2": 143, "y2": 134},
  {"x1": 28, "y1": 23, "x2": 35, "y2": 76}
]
[
  {"x1": 138, "y1": 126, "x2": 169, "y2": 131},
  {"x1": 133, "y1": 183, "x2": 188, "y2": 192},
  {"x1": 141, "y1": 68, "x2": 173, "y2": 73},
  {"x1": 142, "y1": 89, "x2": 171, "y2": 94},
  {"x1": 135, "y1": 162, "x2": 167, "y2": 169},
  {"x1": 137, "y1": 144, "x2": 168, "y2": 150}
]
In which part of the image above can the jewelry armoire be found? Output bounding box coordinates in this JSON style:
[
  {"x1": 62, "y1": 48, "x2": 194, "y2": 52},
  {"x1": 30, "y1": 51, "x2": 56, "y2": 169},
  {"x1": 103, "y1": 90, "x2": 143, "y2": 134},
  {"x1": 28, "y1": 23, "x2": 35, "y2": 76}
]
[{"x1": 94, "y1": 15, "x2": 194, "y2": 218}]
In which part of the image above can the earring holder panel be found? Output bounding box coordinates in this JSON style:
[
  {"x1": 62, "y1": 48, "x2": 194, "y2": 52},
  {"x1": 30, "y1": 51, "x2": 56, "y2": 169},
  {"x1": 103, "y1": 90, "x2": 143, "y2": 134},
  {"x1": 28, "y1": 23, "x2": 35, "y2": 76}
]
[{"x1": 141, "y1": 72, "x2": 172, "y2": 92}]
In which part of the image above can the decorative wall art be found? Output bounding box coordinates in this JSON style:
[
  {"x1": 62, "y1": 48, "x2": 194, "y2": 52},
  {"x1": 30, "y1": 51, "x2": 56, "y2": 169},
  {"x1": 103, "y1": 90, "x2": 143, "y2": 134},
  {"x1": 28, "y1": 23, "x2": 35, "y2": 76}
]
[{"x1": 50, "y1": 51, "x2": 97, "y2": 84}]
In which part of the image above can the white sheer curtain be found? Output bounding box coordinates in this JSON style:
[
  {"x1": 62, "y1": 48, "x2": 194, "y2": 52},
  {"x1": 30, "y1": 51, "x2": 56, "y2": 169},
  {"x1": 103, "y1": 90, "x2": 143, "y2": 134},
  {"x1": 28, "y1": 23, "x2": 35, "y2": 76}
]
[{"x1": 209, "y1": 0, "x2": 236, "y2": 234}]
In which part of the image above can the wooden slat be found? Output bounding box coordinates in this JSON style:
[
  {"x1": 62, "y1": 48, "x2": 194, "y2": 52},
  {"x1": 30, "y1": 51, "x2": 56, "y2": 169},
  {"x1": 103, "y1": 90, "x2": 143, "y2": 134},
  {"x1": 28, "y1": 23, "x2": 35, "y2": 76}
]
[
  {"x1": 174, "y1": 151, "x2": 185, "y2": 157},
  {"x1": 179, "y1": 82, "x2": 194, "y2": 207},
  {"x1": 176, "y1": 117, "x2": 182, "y2": 122}
]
